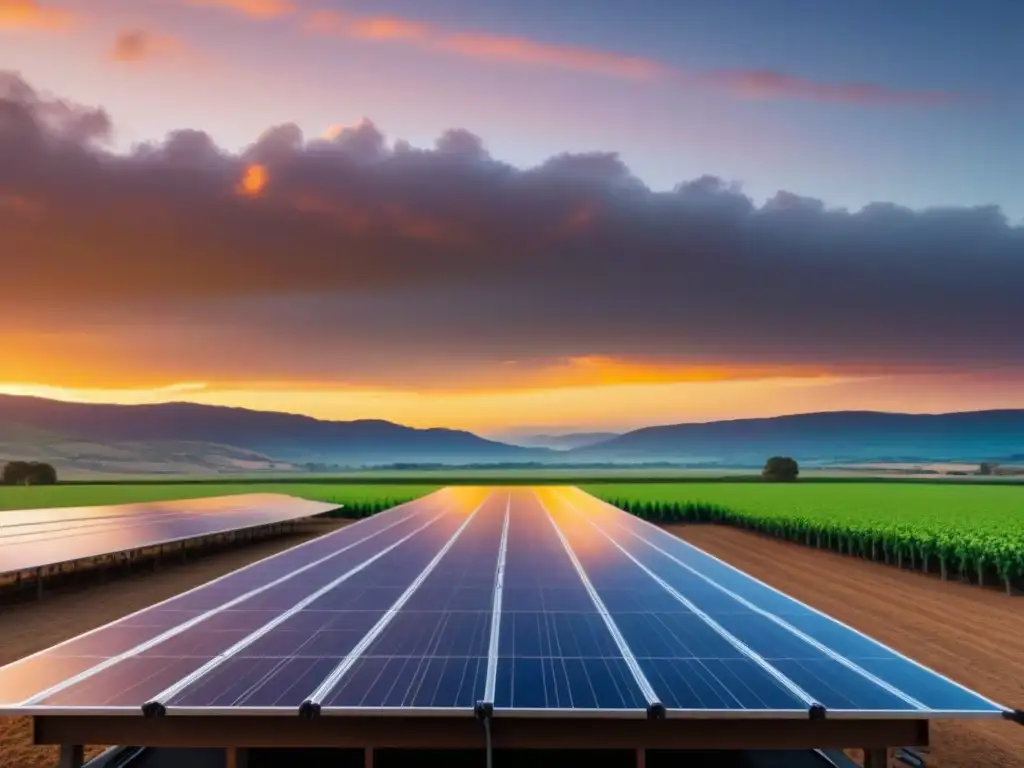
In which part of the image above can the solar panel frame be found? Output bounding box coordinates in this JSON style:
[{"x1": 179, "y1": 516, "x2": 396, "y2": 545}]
[{"x1": 0, "y1": 493, "x2": 340, "y2": 576}]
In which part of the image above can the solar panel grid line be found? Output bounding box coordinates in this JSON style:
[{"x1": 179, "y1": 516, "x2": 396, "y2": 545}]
[
  {"x1": 482, "y1": 493, "x2": 512, "y2": 705},
  {"x1": 556, "y1": 494, "x2": 821, "y2": 713},
  {"x1": 535, "y1": 491, "x2": 661, "y2": 711},
  {"x1": 143, "y1": 506, "x2": 454, "y2": 715},
  {"x1": 301, "y1": 492, "x2": 494, "y2": 716},
  {"x1": 596, "y1": 508, "x2": 928, "y2": 713},
  {"x1": 575, "y1": 490, "x2": 1013, "y2": 716},
  {"x1": 13, "y1": 497, "x2": 441, "y2": 708}
]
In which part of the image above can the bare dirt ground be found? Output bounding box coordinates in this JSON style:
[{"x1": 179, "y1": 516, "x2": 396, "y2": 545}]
[
  {"x1": 0, "y1": 520, "x2": 350, "y2": 768},
  {"x1": 670, "y1": 524, "x2": 1024, "y2": 768}
]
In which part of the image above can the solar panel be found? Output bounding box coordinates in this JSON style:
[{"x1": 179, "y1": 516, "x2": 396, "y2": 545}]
[
  {"x1": 0, "y1": 485, "x2": 1012, "y2": 727},
  {"x1": 0, "y1": 493, "x2": 340, "y2": 575}
]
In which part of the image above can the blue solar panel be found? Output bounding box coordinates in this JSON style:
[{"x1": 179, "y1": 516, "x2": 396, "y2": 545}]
[
  {"x1": 0, "y1": 485, "x2": 1011, "y2": 725},
  {"x1": 494, "y1": 492, "x2": 649, "y2": 712},
  {"x1": 559, "y1": 487, "x2": 1007, "y2": 717}
]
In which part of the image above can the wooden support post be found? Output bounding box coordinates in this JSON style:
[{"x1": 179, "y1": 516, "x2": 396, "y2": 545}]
[
  {"x1": 636, "y1": 747, "x2": 646, "y2": 768},
  {"x1": 36, "y1": 568, "x2": 43, "y2": 600},
  {"x1": 863, "y1": 748, "x2": 888, "y2": 768},
  {"x1": 58, "y1": 744, "x2": 84, "y2": 768},
  {"x1": 364, "y1": 747, "x2": 374, "y2": 768}
]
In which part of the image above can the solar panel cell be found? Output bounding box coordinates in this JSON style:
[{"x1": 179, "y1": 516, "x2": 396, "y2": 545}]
[
  {"x1": 493, "y1": 491, "x2": 650, "y2": 712},
  {"x1": 643, "y1": 658, "x2": 811, "y2": 711},
  {"x1": 326, "y1": 655, "x2": 489, "y2": 708},
  {"x1": 849, "y1": 658, "x2": 1003, "y2": 712},
  {"x1": 316, "y1": 492, "x2": 506, "y2": 710},
  {"x1": 495, "y1": 657, "x2": 648, "y2": 711}
]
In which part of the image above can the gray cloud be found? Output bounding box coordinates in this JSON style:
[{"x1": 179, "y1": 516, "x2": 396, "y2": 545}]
[{"x1": 1, "y1": 71, "x2": 1022, "y2": 384}]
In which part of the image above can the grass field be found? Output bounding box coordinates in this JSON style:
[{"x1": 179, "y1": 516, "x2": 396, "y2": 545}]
[
  {"x1": 0, "y1": 483, "x2": 441, "y2": 516},
  {"x1": 586, "y1": 482, "x2": 1024, "y2": 592}
]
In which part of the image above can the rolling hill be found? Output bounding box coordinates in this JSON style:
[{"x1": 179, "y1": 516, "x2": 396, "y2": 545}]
[{"x1": 0, "y1": 395, "x2": 550, "y2": 470}]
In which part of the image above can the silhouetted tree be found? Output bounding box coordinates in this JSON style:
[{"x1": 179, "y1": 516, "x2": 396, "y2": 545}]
[
  {"x1": 2, "y1": 460, "x2": 58, "y2": 485},
  {"x1": 762, "y1": 456, "x2": 799, "y2": 482},
  {"x1": 979, "y1": 462, "x2": 997, "y2": 476}
]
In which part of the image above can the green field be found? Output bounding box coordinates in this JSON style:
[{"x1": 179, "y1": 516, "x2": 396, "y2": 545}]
[
  {"x1": 5, "y1": 479, "x2": 1023, "y2": 590},
  {"x1": 586, "y1": 482, "x2": 1024, "y2": 592},
  {"x1": 0, "y1": 483, "x2": 441, "y2": 517}
]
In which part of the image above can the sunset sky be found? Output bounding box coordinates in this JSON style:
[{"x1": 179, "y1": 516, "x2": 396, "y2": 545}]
[{"x1": 2, "y1": 0, "x2": 1023, "y2": 436}]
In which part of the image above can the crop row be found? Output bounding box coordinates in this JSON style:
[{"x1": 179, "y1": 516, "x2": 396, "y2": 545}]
[{"x1": 586, "y1": 483, "x2": 1024, "y2": 595}]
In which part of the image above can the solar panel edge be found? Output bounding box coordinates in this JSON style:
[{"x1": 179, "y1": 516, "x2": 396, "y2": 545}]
[
  {"x1": 0, "y1": 493, "x2": 343, "y2": 576},
  {"x1": 571, "y1": 487, "x2": 1013, "y2": 716},
  {"x1": 0, "y1": 490, "x2": 453, "y2": 704}
]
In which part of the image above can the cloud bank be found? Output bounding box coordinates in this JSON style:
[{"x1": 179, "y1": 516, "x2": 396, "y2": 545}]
[{"x1": 1, "y1": 72, "x2": 1021, "y2": 389}]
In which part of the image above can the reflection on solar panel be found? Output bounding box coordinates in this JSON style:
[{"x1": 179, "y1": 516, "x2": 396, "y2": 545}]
[
  {"x1": 0, "y1": 486, "x2": 1015, "y2": 742},
  {"x1": 0, "y1": 493, "x2": 338, "y2": 575}
]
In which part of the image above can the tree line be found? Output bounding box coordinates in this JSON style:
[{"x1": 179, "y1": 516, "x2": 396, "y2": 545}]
[{"x1": 2, "y1": 461, "x2": 58, "y2": 485}]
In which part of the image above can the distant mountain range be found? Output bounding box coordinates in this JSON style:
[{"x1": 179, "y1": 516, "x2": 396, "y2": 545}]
[
  {"x1": 0, "y1": 395, "x2": 1022, "y2": 476},
  {"x1": 571, "y1": 410, "x2": 1024, "y2": 466}
]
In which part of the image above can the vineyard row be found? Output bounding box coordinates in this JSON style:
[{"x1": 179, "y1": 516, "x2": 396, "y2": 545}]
[{"x1": 608, "y1": 498, "x2": 1024, "y2": 596}]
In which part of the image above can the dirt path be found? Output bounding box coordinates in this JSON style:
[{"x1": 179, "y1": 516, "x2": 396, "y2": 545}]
[
  {"x1": 0, "y1": 520, "x2": 350, "y2": 768},
  {"x1": 670, "y1": 524, "x2": 1024, "y2": 768}
]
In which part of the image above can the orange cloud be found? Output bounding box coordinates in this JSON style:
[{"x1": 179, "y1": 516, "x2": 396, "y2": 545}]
[
  {"x1": 525, "y1": 356, "x2": 838, "y2": 389},
  {"x1": 236, "y1": 163, "x2": 268, "y2": 196},
  {"x1": 347, "y1": 16, "x2": 430, "y2": 42},
  {"x1": 186, "y1": 0, "x2": 294, "y2": 20},
  {"x1": 438, "y1": 32, "x2": 664, "y2": 79},
  {"x1": 300, "y1": 10, "x2": 962, "y2": 105},
  {"x1": 304, "y1": 10, "x2": 661, "y2": 80},
  {"x1": 109, "y1": 29, "x2": 186, "y2": 63},
  {"x1": 0, "y1": 0, "x2": 74, "y2": 31}
]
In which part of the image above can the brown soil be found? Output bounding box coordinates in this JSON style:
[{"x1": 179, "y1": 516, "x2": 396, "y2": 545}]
[
  {"x1": 0, "y1": 519, "x2": 350, "y2": 768},
  {"x1": 670, "y1": 524, "x2": 1024, "y2": 768}
]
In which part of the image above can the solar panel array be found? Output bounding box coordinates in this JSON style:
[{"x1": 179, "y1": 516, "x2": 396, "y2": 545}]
[
  {"x1": 0, "y1": 493, "x2": 338, "y2": 575},
  {"x1": 0, "y1": 486, "x2": 1009, "y2": 722}
]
